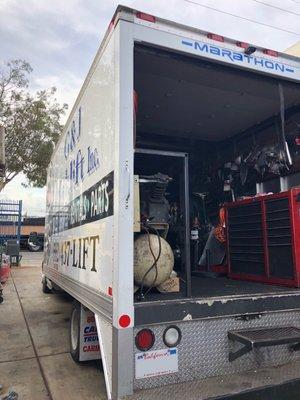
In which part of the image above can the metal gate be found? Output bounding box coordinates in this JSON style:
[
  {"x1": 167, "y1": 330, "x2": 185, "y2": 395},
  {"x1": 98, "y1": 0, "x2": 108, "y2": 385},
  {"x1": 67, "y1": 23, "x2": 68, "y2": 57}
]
[{"x1": 0, "y1": 200, "x2": 22, "y2": 245}]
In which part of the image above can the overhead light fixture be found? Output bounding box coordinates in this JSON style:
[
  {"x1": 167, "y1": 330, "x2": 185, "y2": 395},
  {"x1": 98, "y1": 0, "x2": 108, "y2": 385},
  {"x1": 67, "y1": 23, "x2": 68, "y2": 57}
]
[{"x1": 244, "y1": 46, "x2": 256, "y2": 55}]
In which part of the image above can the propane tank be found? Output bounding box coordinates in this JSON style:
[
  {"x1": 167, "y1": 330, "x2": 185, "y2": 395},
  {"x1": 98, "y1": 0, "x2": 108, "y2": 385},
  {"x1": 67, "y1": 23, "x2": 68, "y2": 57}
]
[{"x1": 134, "y1": 234, "x2": 174, "y2": 287}]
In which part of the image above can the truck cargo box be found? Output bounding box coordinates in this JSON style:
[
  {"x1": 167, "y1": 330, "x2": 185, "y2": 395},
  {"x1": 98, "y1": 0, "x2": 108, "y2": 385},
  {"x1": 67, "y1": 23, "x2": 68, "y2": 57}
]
[{"x1": 43, "y1": 6, "x2": 300, "y2": 399}]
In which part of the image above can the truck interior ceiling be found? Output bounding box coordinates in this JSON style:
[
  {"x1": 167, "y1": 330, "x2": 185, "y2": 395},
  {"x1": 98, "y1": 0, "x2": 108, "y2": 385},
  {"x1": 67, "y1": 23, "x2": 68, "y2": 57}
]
[{"x1": 133, "y1": 43, "x2": 300, "y2": 302}]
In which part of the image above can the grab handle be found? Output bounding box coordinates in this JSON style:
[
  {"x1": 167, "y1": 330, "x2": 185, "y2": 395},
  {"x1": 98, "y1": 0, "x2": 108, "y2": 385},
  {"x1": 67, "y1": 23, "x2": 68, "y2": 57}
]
[{"x1": 125, "y1": 161, "x2": 130, "y2": 209}]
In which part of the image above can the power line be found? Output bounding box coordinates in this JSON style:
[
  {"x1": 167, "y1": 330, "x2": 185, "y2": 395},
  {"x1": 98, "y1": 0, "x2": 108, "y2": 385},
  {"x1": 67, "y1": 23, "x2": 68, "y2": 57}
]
[
  {"x1": 184, "y1": 0, "x2": 300, "y2": 36},
  {"x1": 252, "y1": 0, "x2": 300, "y2": 17}
]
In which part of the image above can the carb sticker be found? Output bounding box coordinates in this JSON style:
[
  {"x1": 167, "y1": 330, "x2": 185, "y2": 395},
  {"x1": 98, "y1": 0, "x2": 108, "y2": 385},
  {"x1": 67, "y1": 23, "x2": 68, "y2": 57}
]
[
  {"x1": 79, "y1": 310, "x2": 101, "y2": 361},
  {"x1": 135, "y1": 348, "x2": 178, "y2": 379}
]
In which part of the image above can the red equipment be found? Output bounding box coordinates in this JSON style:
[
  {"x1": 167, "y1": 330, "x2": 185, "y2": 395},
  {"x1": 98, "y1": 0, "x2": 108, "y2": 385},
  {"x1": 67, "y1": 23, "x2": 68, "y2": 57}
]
[
  {"x1": 0, "y1": 254, "x2": 11, "y2": 284},
  {"x1": 226, "y1": 188, "x2": 300, "y2": 287}
]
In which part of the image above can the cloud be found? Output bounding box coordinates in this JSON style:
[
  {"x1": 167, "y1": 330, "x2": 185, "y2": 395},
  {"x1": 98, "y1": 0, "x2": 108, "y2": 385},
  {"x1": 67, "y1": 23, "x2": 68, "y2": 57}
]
[
  {"x1": 33, "y1": 73, "x2": 82, "y2": 122},
  {"x1": 0, "y1": 174, "x2": 46, "y2": 216}
]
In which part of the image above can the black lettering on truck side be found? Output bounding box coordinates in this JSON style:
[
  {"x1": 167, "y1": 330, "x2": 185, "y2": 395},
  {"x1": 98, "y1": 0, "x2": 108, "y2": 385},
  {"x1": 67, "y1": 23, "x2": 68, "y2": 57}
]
[{"x1": 90, "y1": 235, "x2": 99, "y2": 272}]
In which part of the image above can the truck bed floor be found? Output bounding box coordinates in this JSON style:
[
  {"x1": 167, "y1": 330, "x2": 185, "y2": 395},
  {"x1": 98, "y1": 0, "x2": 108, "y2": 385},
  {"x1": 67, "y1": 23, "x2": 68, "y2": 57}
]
[{"x1": 140, "y1": 276, "x2": 299, "y2": 302}]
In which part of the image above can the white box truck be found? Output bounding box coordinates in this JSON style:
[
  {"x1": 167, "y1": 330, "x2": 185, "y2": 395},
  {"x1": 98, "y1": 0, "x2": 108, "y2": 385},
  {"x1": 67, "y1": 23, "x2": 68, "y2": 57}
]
[{"x1": 42, "y1": 5, "x2": 300, "y2": 399}]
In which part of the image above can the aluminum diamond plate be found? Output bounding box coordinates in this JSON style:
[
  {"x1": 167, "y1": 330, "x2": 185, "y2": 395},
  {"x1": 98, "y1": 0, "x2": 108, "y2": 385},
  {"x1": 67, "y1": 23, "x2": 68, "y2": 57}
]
[{"x1": 133, "y1": 311, "x2": 300, "y2": 390}]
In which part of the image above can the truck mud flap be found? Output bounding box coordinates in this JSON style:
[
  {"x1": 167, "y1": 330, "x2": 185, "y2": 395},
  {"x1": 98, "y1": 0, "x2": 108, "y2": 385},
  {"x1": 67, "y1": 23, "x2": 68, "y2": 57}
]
[
  {"x1": 95, "y1": 314, "x2": 113, "y2": 400},
  {"x1": 79, "y1": 307, "x2": 101, "y2": 362}
]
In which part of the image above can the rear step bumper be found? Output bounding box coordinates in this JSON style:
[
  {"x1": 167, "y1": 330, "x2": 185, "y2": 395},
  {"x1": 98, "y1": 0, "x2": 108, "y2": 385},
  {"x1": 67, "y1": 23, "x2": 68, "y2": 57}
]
[
  {"x1": 123, "y1": 359, "x2": 300, "y2": 400},
  {"x1": 218, "y1": 378, "x2": 300, "y2": 400}
]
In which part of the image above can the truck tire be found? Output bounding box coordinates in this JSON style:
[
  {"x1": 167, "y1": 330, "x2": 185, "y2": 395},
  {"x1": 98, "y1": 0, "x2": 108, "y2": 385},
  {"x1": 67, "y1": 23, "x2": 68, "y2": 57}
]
[
  {"x1": 70, "y1": 302, "x2": 81, "y2": 362},
  {"x1": 42, "y1": 278, "x2": 52, "y2": 294},
  {"x1": 29, "y1": 244, "x2": 42, "y2": 252}
]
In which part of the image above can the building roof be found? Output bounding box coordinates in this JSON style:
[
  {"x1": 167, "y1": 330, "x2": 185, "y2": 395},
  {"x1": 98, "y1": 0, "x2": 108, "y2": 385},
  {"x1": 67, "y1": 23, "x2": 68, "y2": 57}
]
[{"x1": 285, "y1": 42, "x2": 300, "y2": 57}]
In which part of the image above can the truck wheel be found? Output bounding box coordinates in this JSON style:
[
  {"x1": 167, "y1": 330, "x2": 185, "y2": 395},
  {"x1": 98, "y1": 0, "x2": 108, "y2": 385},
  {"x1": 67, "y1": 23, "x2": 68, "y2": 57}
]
[
  {"x1": 29, "y1": 244, "x2": 42, "y2": 252},
  {"x1": 42, "y1": 278, "x2": 52, "y2": 294},
  {"x1": 70, "y1": 302, "x2": 81, "y2": 362}
]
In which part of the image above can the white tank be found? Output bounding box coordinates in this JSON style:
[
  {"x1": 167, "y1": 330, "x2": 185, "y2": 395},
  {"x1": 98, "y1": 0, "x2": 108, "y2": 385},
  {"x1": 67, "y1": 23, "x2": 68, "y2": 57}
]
[{"x1": 134, "y1": 233, "x2": 174, "y2": 287}]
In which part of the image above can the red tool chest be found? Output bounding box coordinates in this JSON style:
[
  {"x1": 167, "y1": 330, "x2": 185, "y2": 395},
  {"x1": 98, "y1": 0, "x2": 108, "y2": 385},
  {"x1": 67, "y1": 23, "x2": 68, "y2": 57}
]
[{"x1": 226, "y1": 188, "x2": 300, "y2": 287}]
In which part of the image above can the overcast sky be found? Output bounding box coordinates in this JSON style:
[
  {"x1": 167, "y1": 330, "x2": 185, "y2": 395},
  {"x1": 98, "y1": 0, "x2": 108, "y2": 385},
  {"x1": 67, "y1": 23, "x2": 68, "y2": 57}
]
[{"x1": 0, "y1": 0, "x2": 299, "y2": 216}]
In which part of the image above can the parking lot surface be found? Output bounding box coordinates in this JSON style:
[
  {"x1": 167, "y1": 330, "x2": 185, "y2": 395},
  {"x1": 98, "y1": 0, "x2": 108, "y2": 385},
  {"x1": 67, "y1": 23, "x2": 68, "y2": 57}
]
[{"x1": 0, "y1": 252, "x2": 106, "y2": 400}]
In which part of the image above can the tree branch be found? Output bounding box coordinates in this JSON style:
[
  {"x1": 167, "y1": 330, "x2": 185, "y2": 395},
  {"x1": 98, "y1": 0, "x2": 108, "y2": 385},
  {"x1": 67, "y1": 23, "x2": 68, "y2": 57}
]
[{"x1": 5, "y1": 171, "x2": 19, "y2": 182}]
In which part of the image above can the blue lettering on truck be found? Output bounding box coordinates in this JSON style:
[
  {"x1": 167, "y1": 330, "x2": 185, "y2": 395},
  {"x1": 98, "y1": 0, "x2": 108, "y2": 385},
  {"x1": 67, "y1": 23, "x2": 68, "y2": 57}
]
[{"x1": 181, "y1": 39, "x2": 295, "y2": 74}]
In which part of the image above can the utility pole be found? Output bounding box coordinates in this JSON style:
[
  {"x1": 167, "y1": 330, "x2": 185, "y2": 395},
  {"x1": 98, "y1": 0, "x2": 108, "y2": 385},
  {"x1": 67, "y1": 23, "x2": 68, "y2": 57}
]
[{"x1": 0, "y1": 125, "x2": 5, "y2": 192}]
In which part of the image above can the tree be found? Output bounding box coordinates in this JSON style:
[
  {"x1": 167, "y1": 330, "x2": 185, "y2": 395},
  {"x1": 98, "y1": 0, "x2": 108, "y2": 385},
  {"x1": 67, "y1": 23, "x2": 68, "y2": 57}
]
[{"x1": 0, "y1": 59, "x2": 68, "y2": 188}]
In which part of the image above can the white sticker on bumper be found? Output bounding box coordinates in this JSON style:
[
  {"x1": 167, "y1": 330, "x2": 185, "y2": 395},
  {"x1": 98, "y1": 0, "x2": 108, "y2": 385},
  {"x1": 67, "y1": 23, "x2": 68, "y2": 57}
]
[{"x1": 135, "y1": 348, "x2": 178, "y2": 379}]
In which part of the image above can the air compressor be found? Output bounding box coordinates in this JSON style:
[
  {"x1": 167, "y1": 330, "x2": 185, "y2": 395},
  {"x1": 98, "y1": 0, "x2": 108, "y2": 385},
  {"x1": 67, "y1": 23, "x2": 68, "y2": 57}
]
[{"x1": 133, "y1": 173, "x2": 175, "y2": 293}]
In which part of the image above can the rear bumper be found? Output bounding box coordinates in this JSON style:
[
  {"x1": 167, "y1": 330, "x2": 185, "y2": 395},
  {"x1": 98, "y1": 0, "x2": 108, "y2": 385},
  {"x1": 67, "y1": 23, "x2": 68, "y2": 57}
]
[
  {"x1": 123, "y1": 359, "x2": 300, "y2": 400},
  {"x1": 219, "y1": 378, "x2": 300, "y2": 400}
]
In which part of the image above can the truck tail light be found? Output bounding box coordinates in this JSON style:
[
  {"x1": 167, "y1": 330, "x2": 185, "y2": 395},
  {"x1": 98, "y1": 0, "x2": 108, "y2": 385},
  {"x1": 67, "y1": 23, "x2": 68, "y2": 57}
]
[
  {"x1": 236, "y1": 42, "x2": 249, "y2": 49},
  {"x1": 108, "y1": 18, "x2": 115, "y2": 31},
  {"x1": 163, "y1": 326, "x2": 181, "y2": 347},
  {"x1": 263, "y1": 49, "x2": 278, "y2": 57},
  {"x1": 136, "y1": 12, "x2": 156, "y2": 23},
  {"x1": 207, "y1": 33, "x2": 224, "y2": 42},
  {"x1": 135, "y1": 329, "x2": 155, "y2": 351}
]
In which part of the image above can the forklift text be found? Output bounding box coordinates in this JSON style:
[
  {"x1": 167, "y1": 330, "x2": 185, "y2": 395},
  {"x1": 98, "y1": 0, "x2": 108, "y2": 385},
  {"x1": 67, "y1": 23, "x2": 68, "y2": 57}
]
[{"x1": 61, "y1": 235, "x2": 99, "y2": 272}]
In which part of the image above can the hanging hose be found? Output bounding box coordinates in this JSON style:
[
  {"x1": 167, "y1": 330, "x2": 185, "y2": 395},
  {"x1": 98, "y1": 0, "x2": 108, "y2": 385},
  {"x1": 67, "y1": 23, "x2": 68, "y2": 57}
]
[
  {"x1": 145, "y1": 227, "x2": 162, "y2": 295},
  {"x1": 139, "y1": 226, "x2": 162, "y2": 298},
  {"x1": 278, "y1": 83, "x2": 292, "y2": 167}
]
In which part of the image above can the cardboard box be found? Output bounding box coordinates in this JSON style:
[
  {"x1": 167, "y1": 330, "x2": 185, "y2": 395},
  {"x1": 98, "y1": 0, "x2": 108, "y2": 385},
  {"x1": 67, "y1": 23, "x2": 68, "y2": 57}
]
[{"x1": 157, "y1": 277, "x2": 180, "y2": 293}]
